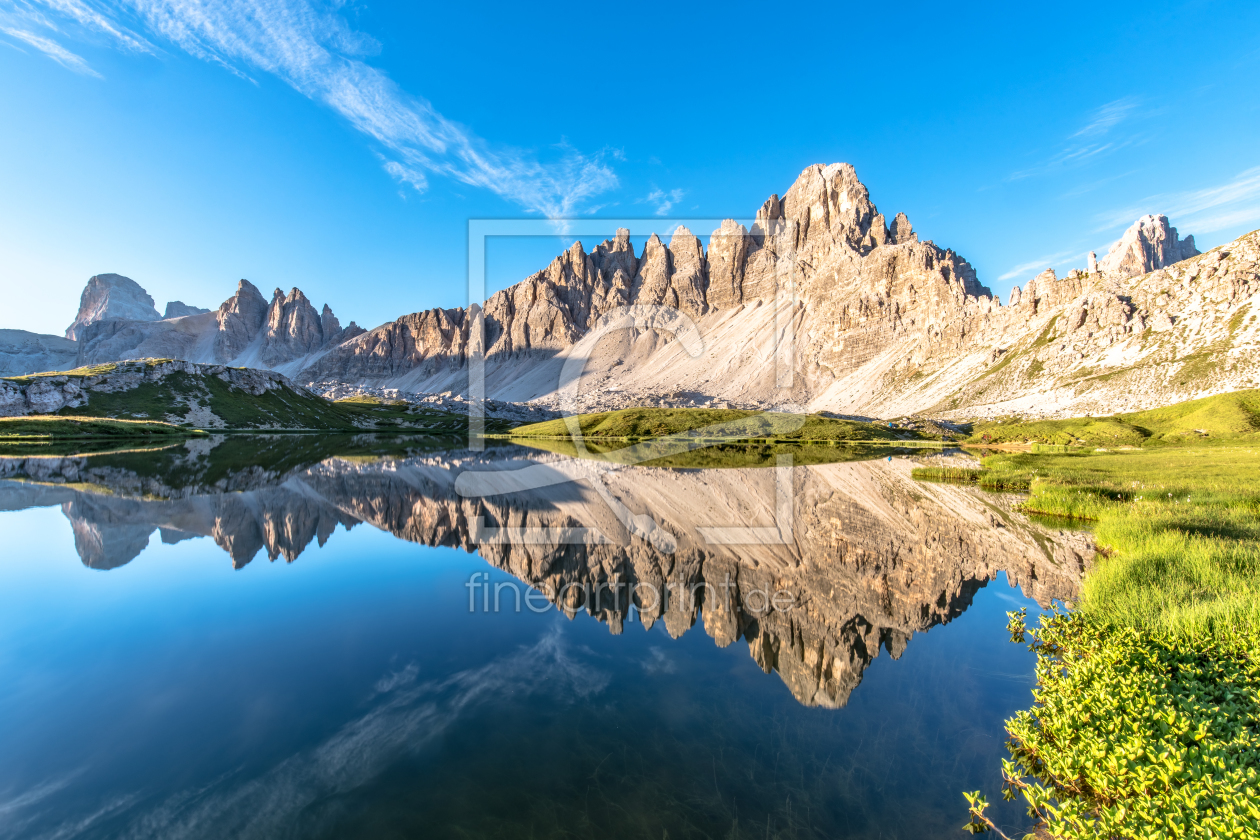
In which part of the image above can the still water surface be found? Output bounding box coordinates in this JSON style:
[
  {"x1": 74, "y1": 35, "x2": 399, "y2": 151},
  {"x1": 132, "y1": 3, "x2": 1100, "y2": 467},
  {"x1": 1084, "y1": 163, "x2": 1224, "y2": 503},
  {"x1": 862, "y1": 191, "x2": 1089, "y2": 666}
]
[{"x1": 0, "y1": 436, "x2": 1089, "y2": 838}]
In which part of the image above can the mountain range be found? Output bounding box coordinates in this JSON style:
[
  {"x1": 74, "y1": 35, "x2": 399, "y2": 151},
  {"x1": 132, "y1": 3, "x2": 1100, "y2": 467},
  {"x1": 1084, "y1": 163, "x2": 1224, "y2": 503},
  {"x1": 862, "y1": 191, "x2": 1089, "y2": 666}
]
[{"x1": 7, "y1": 163, "x2": 1258, "y2": 419}]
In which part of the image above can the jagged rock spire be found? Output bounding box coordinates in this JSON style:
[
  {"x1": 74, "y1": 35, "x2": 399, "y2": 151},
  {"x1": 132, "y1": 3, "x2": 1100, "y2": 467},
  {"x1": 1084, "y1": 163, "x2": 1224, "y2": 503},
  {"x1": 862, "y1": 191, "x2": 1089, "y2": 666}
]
[{"x1": 1099, "y1": 214, "x2": 1199, "y2": 279}]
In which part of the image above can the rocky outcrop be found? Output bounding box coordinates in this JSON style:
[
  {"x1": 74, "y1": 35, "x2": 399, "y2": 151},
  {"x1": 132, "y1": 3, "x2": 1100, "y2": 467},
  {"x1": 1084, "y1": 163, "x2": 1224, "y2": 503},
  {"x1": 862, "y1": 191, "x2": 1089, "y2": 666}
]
[
  {"x1": 0, "y1": 329, "x2": 77, "y2": 377},
  {"x1": 65, "y1": 273, "x2": 161, "y2": 340},
  {"x1": 0, "y1": 446, "x2": 1088, "y2": 707},
  {"x1": 163, "y1": 301, "x2": 209, "y2": 319},
  {"x1": 1098, "y1": 214, "x2": 1198, "y2": 279},
  {"x1": 0, "y1": 358, "x2": 316, "y2": 423}
]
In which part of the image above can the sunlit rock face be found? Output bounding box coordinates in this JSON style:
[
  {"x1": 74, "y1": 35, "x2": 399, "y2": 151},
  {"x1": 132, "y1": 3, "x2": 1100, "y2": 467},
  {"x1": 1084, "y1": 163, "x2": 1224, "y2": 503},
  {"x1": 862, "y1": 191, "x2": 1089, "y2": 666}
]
[
  {"x1": 65, "y1": 274, "x2": 162, "y2": 341},
  {"x1": 0, "y1": 443, "x2": 1088, "y2": 708},
  {"x1": 1098, "y1": 214, "x2": 1199, "y2": 280}
]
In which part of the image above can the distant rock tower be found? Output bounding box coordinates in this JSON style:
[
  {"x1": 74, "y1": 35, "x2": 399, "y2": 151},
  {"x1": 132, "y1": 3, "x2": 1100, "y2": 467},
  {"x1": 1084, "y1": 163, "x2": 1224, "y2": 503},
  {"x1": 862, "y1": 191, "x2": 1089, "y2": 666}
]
[
  {"x1": 1098, "y1": 215, "x2": 1198, "y2": 279},
  {"x1": 1087, "y1": 251, "x2": 1099, "y2": 275}
]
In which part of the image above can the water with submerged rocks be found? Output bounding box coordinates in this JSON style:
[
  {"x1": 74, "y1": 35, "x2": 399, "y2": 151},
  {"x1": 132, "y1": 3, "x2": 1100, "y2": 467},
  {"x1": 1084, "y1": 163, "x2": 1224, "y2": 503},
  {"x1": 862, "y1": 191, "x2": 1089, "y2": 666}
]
[{"x1": 0, "y1": 434, "x2": 1091, "y2": 839}]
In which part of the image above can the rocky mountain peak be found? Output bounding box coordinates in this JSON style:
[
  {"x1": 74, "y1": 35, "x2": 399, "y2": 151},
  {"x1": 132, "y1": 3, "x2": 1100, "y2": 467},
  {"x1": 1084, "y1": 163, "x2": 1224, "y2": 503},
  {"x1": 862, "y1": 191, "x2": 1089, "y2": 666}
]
[
  {"x1": 262, "y1": 287, "x2": 327, "y2": 364},
  {"x1": 590, "y1": 227, "x2": 639, "y2": 286},
  {"x1": 66, "y1": 273, "x2": 162, "y2": 340},
  {"x1": 707, "y1": 219, "x2": 750, "y2": 308},
  {"x1": 163, "y1": 301, "x2": 209, "y2": 319},
  {"x1": 756, "y1": 194, "x2": 783, "y2": 222},
  {"x1": 779, "y1": 162, "x2": 885, "y2": 254},
  {"x1": 889, "y1": 212, "x2": 916, "y2": 245},
  {"x1": 1099, "y1": 214, "x2": 1199, "y2": 279},
  {"x1": 214, "y1": 280, "x2": 270, "y2": 361},
  {"x1": 320, "y1": 304, "x2": 341, "y2": 336}
]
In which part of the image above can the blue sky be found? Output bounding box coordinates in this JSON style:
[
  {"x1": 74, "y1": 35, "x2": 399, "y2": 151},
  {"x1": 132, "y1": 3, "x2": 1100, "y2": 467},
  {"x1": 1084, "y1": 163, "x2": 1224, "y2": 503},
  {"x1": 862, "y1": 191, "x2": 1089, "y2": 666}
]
[{"x1": 1, "y1": 0, "x2": 1259, "y2": 336}]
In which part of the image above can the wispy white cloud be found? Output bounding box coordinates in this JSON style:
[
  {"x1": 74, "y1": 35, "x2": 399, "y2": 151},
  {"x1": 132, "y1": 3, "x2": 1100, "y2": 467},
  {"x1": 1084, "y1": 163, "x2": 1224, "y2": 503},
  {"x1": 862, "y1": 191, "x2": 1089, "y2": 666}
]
[
  {"x1": 37, "y1": 0, "x2": 153, "y2": 52},
  {"x1": 7, "y1": 0, "x2": 618, "y2": 218},
  {"x1": 381, "y1": 159, "x2": 427, "y2": 193},
  {"x1": 640, "y1": 187, "x2": 684, "y2": 216},
  {"x1": 1094, "y1": 166, "x2": 1260, "y2": 235},
  {"x1": 0, "y1": 24, "x2": 100, "y2": 75},
  {"x1": 1071, "y1": 97, "x2": 1138, "y2": 138},
  {"x1": 1008, "y1": 97, "x2": 1141, "y2": 182},
  {"x1": 996, "y1": 250, "x2": 1076, "y2": 282}
]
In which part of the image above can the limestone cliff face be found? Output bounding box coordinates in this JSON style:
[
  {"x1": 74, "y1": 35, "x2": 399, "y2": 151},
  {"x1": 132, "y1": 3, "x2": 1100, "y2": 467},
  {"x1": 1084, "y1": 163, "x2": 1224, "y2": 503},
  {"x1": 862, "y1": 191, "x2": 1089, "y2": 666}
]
[
  {"x1": 213, "y1": 279, "x2": 270, "y2": 360},
  {"x1": 66, "y1": 274, "x2": 162, "y2": 340},
  {"x1": 0, "y1": 447, "x2": 1088, "y2": 707}
]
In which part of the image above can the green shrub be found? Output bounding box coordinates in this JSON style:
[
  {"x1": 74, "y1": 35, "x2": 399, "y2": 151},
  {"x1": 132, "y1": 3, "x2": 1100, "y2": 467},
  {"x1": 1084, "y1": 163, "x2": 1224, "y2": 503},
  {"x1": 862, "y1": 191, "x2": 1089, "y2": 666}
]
[{"x1": 966, "y1": 611, "x2": 1260, "y2": 839}]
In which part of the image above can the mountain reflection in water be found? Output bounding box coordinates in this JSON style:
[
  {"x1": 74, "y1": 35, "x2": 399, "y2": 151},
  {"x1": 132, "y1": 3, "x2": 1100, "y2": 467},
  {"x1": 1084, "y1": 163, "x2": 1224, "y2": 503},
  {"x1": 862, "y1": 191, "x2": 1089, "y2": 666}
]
[{"x1": 0, "y1": 434, "x2": 1089, "y2": 710}]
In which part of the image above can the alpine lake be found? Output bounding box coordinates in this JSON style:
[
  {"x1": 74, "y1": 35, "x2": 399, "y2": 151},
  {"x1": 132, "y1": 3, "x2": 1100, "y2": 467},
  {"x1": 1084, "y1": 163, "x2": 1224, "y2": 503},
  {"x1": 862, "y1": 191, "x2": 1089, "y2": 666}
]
[{"x1": 0, "y1": 432, "x2": 1093, "y2": 839}]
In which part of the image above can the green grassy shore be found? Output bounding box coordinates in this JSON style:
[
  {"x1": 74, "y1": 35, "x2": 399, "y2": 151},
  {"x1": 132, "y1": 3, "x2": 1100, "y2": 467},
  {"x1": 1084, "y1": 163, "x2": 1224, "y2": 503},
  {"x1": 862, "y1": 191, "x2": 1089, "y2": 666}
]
[
  {"x1": 509, "y1": 407, "x2": 929, "y2": 444},
  {"x1": 966, "y1": 389, "x2": 1260, "y2": 448},
  {"x1": 506, "y1": 407, "x2": 938, "y2": 467},
  {"x1": 936, "y1": 397, "x2": 1260, "y2": 837}
]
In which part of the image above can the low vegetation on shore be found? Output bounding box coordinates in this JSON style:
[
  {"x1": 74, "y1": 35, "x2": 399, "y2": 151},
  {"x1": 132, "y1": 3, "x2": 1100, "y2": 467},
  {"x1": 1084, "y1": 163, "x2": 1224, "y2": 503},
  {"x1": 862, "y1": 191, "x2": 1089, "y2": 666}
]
[
  {"x1": 0, "y1": 415, "x2": 206, "y2": 456},
  {"x1": 0, "y1": 415, "x2": 196, "y2": 440},
  {"x1": 509, "y1": 407, "x2": 927, "y2": 445},
  {"x1": 933, "y1": 437, "x2": 1260, "y2": 837}
]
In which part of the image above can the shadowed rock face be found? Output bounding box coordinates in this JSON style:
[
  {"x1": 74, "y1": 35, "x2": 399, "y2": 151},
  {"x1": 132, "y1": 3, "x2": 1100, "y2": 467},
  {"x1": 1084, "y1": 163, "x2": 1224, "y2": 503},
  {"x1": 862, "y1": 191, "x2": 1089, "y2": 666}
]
[
  {"x1": 0, "y1": 443, "x2": 1088, "y2": 708},
  {"x1": 163, "y1": 301, "x2": 209, "y2": 319}
]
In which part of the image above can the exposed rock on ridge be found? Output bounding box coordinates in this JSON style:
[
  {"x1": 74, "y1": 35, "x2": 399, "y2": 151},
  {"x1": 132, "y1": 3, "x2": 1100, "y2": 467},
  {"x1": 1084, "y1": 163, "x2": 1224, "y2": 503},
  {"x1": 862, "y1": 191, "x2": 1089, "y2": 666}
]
[
  {"x1": 164, "y1": 301, "x2": 209, "y2": 319},
  {"x1": 0, "y1": 358, "x2": 314, "y2": 423},
  {"x1": 0, "y1": 330, "x2": 78, "y2": 377}
]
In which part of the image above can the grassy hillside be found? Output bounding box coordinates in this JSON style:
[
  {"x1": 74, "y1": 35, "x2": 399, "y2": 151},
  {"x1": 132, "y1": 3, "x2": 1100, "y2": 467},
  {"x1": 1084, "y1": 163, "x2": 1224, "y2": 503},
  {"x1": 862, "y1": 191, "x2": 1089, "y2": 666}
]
[
  {"x1": 514, "y1": 435, "x2": 923, "y2": 469},
  {"x1": 967, "y1": 389, "x2": 1260, "y2": 446},
  {"x1": 4, "y1": 360, "x2": 490, "y2": 433},
  {"x1": 0, "y1": 415, "x2": 196, "y2": 440},
  {"x1": 510, "y1": 407, "x2": 925, "y2": 445},
  {"x1": 0, "y1": 416, "x2": 204, "y2": 456}
]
